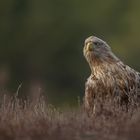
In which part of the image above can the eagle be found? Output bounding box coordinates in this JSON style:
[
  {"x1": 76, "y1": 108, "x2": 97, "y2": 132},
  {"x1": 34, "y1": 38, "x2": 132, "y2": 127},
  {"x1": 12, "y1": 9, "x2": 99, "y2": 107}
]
[{"x1": 83, "y1": 36, "x2": 140, "y2": 114}]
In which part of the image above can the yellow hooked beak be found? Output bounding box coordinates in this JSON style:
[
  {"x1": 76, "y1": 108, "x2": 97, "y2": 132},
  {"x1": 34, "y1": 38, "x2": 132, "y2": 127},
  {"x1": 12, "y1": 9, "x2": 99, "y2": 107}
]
[{"x1": 86, "y1": 42, "x2": 93, "y2": 52}]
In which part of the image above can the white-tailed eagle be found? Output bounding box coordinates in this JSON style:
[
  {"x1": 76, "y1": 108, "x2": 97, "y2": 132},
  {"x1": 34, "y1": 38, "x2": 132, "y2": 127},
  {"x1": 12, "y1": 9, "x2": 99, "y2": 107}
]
[{"x1": 83, "y1": 36, "x2": 140, "y2": 114}]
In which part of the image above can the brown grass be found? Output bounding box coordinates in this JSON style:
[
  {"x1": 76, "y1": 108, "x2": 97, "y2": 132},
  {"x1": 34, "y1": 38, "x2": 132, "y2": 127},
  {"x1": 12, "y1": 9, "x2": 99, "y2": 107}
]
[{"x1": 0, "y1": 94, "x2": 140, "y2": 140}]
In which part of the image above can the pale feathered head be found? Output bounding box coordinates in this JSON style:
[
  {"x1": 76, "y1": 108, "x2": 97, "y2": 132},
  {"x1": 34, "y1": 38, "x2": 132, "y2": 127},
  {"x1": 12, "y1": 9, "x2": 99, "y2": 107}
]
[{"x1": 83, "y1": 36, "x2": 119, "y2": 66}]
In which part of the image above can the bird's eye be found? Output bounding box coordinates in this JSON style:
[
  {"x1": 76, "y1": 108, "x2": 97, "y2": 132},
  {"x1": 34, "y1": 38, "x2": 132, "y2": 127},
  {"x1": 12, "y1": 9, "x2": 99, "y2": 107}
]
[{"x1": 94, "y1": 42, "x2": 100, "y2": 46}]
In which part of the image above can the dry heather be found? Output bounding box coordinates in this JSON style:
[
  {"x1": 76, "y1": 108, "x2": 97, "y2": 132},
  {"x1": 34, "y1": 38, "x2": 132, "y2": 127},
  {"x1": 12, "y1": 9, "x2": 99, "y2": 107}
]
[{"x1": 0, "y1": 94, "x2": 139, "y2": 140}]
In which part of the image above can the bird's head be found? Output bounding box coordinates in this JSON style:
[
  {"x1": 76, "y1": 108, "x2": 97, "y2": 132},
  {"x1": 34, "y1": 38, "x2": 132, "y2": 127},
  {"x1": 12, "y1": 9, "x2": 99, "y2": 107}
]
[
  {"x1": 83, "y1": 36, "x2": 118, "y2": 66},
  {"x1": 83, "y1": 36, "x2": 116, "y2": 62},
  {"x1": 83, "y1": 36, "x2": 111, "y2": 60}
]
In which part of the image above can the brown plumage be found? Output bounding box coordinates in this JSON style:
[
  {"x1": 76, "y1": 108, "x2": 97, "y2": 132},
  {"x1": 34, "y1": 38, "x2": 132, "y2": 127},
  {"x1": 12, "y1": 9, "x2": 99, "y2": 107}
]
[{"x1": 83, "y1": 36, "x2": 140, "y2": 114}]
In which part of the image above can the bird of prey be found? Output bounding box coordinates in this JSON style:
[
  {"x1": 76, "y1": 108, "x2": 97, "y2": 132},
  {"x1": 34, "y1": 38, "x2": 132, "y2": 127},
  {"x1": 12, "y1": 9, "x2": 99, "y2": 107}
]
[{"x1": 83, "y1": 36, "x2": 140, "y2": 114}]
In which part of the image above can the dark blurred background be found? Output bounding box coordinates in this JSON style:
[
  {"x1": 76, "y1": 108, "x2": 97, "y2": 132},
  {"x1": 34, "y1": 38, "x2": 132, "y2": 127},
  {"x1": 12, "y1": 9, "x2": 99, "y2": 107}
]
[{"x1": 0, "y1": 0, "x2": 140, "y2": 106}]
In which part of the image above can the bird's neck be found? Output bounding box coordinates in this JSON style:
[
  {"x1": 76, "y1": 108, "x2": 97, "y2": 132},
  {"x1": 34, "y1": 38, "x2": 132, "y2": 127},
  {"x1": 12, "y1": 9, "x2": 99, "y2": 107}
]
[{"x1": 89, "y1": 53, "x2": 120, "y2": 76}]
